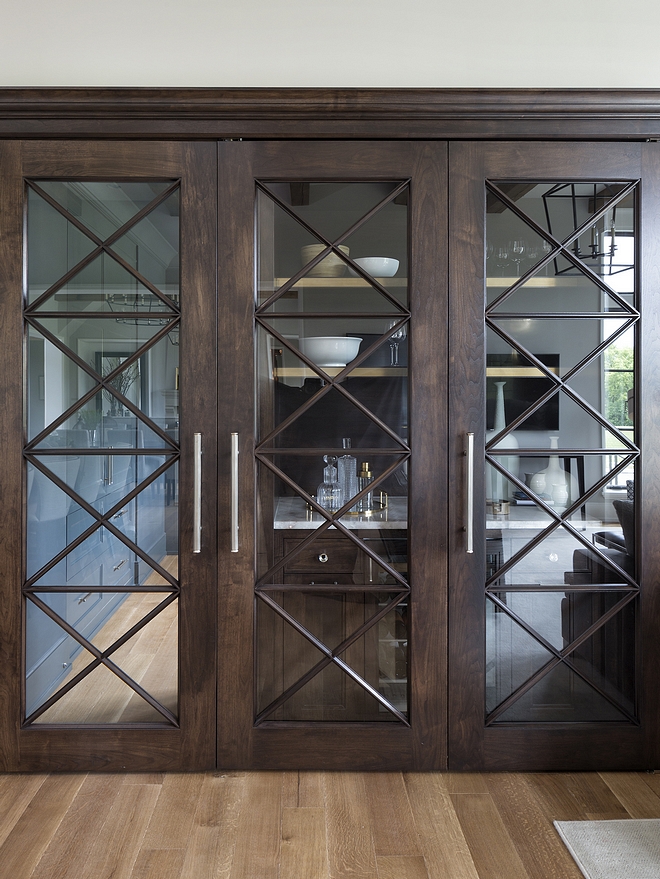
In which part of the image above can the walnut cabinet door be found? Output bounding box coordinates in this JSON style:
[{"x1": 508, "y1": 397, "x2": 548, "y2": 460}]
[
  {"x1": 216, "y1": 141, "x2": 449, "y2": 770},
  {"x1": 448, "y1": 142, "x2": 660, "y2": 771},
  {"x1": 0, "y1": 141, "x2": 217, "y2": 771}
]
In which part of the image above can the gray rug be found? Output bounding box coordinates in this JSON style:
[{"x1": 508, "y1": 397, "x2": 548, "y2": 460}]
[{"x1": 554, "y1": 819, "x2": 660, "y2": 879}]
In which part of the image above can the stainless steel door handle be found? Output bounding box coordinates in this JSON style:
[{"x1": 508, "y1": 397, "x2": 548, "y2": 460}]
[
  {"x1": 105, "y1": 448, "x2": 114, "y2": 485},
  {"x1": 231, "y1": 432, "x2": 239, "y2": 553},
  {"x1": 193, "y1": 432, "x2": 202, "y2": 553},
  {"x1": 466, "y1": 432, "x2": 474, "y2": 554}
]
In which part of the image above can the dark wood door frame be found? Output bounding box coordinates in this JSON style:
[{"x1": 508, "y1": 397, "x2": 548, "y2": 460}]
[
  {"x1": 217, "y1": 140, "x2": 449, "y2": 770},
  {"x1": 0, "y1": 140, "x2": 218, "y2": 772},
  {"x1": 448, "y1": 140, "x2": 660, "y2": 771}
]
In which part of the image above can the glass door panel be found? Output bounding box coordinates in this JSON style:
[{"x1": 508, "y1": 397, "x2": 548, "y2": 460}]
[
  {"x1": 485, "y1": 178, "x2": 639, "y2": 726},
  {"x1": 24, "y1": 177, "x2": 181, "y2": 726},
  {"x1": 255, "y1": 179, "x2": 410, "y2": 725}
]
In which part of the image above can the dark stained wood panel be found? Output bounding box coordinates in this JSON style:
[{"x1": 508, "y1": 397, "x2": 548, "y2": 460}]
[
  {"x1": 2, "y1": 89, "x2": 660, "y2": 140},
  {"x1": 217, "y1": 140, "x2": 448, "y2": 770},
  {"x1": 1, "y1": 141, "x2": 218, "y2": 772},
  {"x1": 640, "y1": 142, "x2": 660, "y2": 771},
  {"x1": 0, "y1": 141, "x2": 23, "y2": 772},
  {"x1": 408, "y1": 142, "x2": 449, "y2": 769},
  {"x1": 448, "y1": 141, "x2": 654, "y2": 771}
]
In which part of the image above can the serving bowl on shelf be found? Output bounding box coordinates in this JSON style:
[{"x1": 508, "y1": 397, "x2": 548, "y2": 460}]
[
  {"x1": 348, "y1": 257, "x2": 399, "y2": 278},
  {"x1": 299, "y1": 336, "x2": 362, "y2": 368},
  {"x1": 300, "y1": 244, "x2": 350, "y2": 278}
]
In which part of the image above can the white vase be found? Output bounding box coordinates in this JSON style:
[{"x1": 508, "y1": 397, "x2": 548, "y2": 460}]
[
  {"x1": 529, "y1": 469, "x2": 547, "y2": 496},
  {"x1": 486, "y1": 381, "x2": 518, "y2": 502},
  {"x1": 529, "y1": 436, "x2": 576, "y2": 508},
  {"x1": 552, "y1": 482, "x2": 569, "y2": 505},
  {"x1": 545, "y1": 436, "x2": 566, "y2": 498}
]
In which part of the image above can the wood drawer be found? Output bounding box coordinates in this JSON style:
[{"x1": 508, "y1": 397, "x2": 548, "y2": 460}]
[
  {"x1": 283, "y1": 573, "x2": 354, "y2": 585},
  {"x1": 282, "y1": 538, "x2": 358, "y2": 573}
]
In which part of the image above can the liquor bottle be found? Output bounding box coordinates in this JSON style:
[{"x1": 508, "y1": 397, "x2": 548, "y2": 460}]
[
  {"x1": 317, "y1": 455, "x2": 341, "y2": 512},
  {"x1": 356, "y1": 461, "x2": 374, "y2": 512},
  {"x1": 337, "y1": 437, "x2": 358, "y2": 511}
]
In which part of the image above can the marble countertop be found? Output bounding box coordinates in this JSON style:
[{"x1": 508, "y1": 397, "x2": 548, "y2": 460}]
[
  {"x1": 487, "y1": 505, "x2": 603, "y2": 531},
  {"x1": 272, "y1": 497, "x2": 605, "y2": 533},
  {"x1": 274, "y1": 496, "x2": 408, "y2": 530}
]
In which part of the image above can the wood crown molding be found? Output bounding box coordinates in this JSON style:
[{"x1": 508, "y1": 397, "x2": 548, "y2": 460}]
[{"x1": 2, "y1": 88, "x2": 660, "y2": 139}]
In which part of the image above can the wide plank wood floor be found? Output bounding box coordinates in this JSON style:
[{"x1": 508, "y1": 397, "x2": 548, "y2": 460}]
[{"x1": 1, "y1": 770, "x2": 659, "y2": 878}]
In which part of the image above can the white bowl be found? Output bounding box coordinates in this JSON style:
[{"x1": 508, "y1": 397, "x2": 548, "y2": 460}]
[
  {"x1": 299, "y1": 336, "x2": 362, "y2": 367},
  {"x1": 300, "y1": 244, "x2": 350, "y2": 278},
  {"x1": 348, "y1": 257, "x2": 399, "y2": 278}
]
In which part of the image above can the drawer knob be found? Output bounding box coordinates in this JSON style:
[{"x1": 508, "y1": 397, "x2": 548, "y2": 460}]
[{"x1": 318, "y1": 552, "x2": 329, "y2": 563}]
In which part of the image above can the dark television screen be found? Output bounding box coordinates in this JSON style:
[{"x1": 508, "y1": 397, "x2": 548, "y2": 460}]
[{"x1": 486, "y1": 353, "x2": 559, "y2": 431}]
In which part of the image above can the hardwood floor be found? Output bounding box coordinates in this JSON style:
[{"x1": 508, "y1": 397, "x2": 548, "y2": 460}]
[
  {"x1": 36, "y1": 556, "x2": 179, "y2": 724},
  {"x1": 1, "y1": 770, "x2": 659, "y2": 878},
  {"x1": 14, "y1": 557, "x2": 660, "y2": 876}
]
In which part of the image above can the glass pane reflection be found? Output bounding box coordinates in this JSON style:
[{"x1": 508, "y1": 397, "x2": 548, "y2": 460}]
[
  {"x1": 27, "y1": 457, "x2": 178, "y2": 585},
  {"x1": 27, "y1": 317, "x2": 179, "y2": 444},
  {"x1": 486, "y1": 591, "x2": 635, "y2": 721},
  {"x1": 487, "y1": 517, "x2": 634, "y2": 588},
  {"x1": 260, "y1": 181, "x2": 403, "y2": 242},
  {"x1": 32, "y1": 252, "x2": 176, "y2": 313},
  {"x1": 24, "y1": 178, "x2": 180, "y2": 726},
  {"x1": 32, "y1": 394, "x2": 171, "y2": 450},
  {"x1": 27, "y1": 593, "x2": 178, "y2": 722},
  {"x1": 256, "y1": 592, "x2": 406, "y2": 721},
  {"x1": 257, "y1": 182, "x2": 408, "y2": 311},
  {"x1": 27, "y1": 188, "x2": 98, "y2": 301},
  {"x1": 257, "y1": 513, "x2": 408, "y2": 586},
  {"x1": 261, "y1": 455, "x2": 407, "y2": 532},
  {"x1": 33, "y1": 181, "x2": 173, "y2": 241},
  {"x1": 110, "y1": 189, "x2": 180, "y2": 302},
  {"x1": 256, "y1": 176, "x2": 409, "y2": 723},
  {"x1": 485, "y1": 178, "x2": 639, "y2": 724}
]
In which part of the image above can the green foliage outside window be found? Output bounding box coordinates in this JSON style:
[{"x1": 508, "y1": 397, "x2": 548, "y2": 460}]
[{"x1": 604, "y1": 346, "x2": 633, "y2": 428}]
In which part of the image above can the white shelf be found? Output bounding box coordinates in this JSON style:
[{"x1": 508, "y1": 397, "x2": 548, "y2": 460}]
[
  {"x1": 488, "y1": 276, "x2": 593, "y2": 287},
  {"x1": 274, "y1": 366, "x2": 406, "y2": 378},
  {"x1": 270, "y1": 276, "x2": 407, "y2": 289}
]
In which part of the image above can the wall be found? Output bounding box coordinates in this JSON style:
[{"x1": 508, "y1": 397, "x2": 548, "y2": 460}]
[{"x1": 2, "y1": 0, "x2": 660, "y2": 88}]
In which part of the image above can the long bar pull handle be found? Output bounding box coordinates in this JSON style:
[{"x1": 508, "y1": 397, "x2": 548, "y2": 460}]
[
  {"x1": 193, "y1": 432, "x2": 202, "y2": 554},
  {"x1": 105, "y1": 447, "x2": 114, "y2": 485},
  {"x1": 466, "y1": 432, "x2": 475, "y2": 554},
  {"x1": 231, "y1": 432, "x2": 239, "y2": 553}
]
